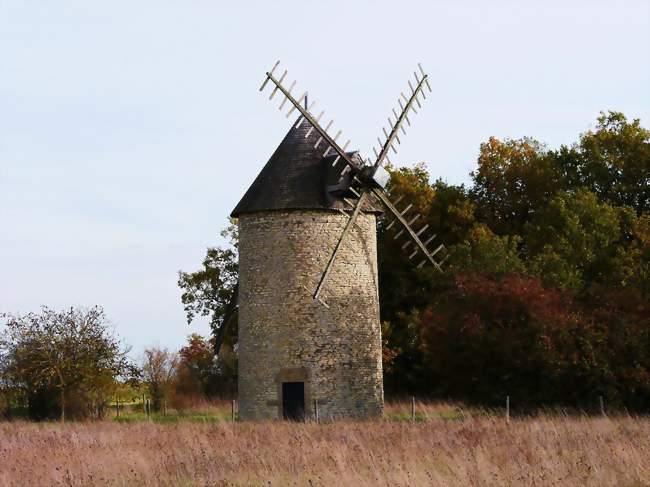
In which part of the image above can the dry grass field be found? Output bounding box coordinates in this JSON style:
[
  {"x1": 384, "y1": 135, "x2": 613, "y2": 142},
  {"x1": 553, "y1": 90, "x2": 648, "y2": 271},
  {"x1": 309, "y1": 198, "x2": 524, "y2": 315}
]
[{"x1": 1, "y1": 402, "x2": 649, "y2": 486}]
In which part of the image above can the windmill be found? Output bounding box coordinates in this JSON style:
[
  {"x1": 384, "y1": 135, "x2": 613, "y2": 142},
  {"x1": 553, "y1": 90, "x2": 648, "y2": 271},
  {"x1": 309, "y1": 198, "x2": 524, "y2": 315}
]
[
  {"x1": 226, "y1": 61, "x2": 445, "y2": 420},
  {"x1": 258, "y1": 60, "x2": 446, "y2": 305}
]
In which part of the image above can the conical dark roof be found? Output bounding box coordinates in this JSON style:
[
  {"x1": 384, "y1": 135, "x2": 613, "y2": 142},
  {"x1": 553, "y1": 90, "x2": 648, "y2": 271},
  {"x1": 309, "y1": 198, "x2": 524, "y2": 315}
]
[{"x1": 231, "y1": 121, "x2": 379, "y2": 217}]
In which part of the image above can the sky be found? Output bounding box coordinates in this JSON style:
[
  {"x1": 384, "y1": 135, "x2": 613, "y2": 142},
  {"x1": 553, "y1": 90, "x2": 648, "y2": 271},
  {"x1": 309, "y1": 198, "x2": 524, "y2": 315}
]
[{"x1": 1, "y1": 0, "x2": 649, "y2": 356}]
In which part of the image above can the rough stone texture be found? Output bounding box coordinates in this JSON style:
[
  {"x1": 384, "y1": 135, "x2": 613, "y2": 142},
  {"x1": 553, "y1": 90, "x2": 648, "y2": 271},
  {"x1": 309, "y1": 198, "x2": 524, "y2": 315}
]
[{"x1": 237, "y1": 210, "x2": 384, "y2": 420}]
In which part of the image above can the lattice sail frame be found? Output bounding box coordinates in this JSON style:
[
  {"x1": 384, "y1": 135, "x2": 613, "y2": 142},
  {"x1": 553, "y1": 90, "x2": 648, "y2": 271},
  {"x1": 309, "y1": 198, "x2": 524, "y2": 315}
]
[{"x1": 258, "y1": 61, "x2": 446, "y2": 302}]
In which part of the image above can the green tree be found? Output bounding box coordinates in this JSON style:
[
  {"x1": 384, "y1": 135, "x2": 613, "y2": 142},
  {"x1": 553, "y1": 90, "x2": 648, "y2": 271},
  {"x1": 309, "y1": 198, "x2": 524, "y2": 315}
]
[
  {"x1": 471, "y1": 137, "x2": 565, "y2": 236},
  {"x1": 610, "y1": 212, "x2": 650, "y2": 293},
  {"x1": 447, "y1": 223, "x2": 524, "y2": 275},
  {"x1": 428, "y1": 179, "x2": 476, "y2": 246},
  {"x1": 526, "y1": 189, "x2": 625, "y2": 292},
  {"x1": 178, "y1": 223, "x2": 238, "y2": 347},
  {"x1": 0, "y1": 307, "x2": 136, "y2": 421},
  {"x1": 378, "y1": 164, "x2": 441, "y2": 323},
  {"x1": 556, "y1": 111, "x2": 650, "y2": 215}
]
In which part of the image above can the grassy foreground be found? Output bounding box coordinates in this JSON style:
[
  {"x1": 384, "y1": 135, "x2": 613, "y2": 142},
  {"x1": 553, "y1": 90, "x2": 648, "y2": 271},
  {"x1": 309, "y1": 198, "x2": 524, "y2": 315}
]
[{"x1": 0, "y1": 403, "x2": 649, "y2": 486}]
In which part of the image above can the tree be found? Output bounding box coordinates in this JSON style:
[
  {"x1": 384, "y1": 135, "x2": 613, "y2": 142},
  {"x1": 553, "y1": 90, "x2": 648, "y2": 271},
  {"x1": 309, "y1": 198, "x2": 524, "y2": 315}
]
[
  {"x1": 428, "y1": 179, "x2": 476, "y2": 245},
  {"x1": 376, "y1": 165, "x2": 450, "y2": 393},
  {"x1": 378, "y1": 164, "x2": 441, "y2": 324},
  {"x1": 0, "y1": 307, "x2": 136, "y2": 421},
  {"x1": 556, "y1": 111, "x2": 650, "y2": 215},
  {"x1": 526, "y1": 189, "x2": 625, "y2": 292},
  {"x1": 584, "y1": 286, "x2": 650, "y2": 409},
  {"x1": 419, "y1": 273, "x2": 593, "y2": 406},
  {"x1": 447, "y1": 223, "x2": 524, "y2": 275},
  {"x1": 178, "y1": 223, "x2": 238, "y2": 348},
  {"x1": 471, "y1": 137, "x2": 564, "y2": 236},
  {"x1": 610, "y1": 211, "x2": 650, "y2": 293},
  {"x1": 175, "y1": 333, "x2": 236, "y2": 398},
  {"x1": 142, "y1": 347, "x2": 178, "y2": 411}
]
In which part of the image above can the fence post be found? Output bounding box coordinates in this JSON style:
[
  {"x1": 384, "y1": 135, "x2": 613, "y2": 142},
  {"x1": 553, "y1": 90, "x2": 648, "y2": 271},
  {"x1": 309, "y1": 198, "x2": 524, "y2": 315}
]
[
  {"x1": 506, "y1": 396, "x2": 510, "y2": 423},
  {"x1": 116, "y1": 397, "x2": 120, "y2": 418},
  {"x1": 231, "y1": 399, "x2": 235, "y2": 422},
  {"x1": 599, "y1": 395, "x2": 605, "y2": 416},
  {"x1": 411, "y1": 396, "x2": 415, "y2": 422},
  {"x1": 314, "y1": 399, "x2": 319, "y2": 423},
  {"x1": 163, "y1": 399, "x2": 167, "y2": 416}
]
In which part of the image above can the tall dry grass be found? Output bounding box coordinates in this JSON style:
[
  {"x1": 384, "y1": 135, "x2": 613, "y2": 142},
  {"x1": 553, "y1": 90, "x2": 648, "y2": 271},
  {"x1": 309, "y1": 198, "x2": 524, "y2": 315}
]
[{"x1": 0, "y1": 406, "x2": 649, "y2": 486}]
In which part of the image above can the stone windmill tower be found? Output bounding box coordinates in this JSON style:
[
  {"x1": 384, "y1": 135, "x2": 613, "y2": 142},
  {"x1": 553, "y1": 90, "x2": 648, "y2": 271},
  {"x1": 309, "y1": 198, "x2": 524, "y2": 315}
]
[{"x1": 228, "y1": 62, "x2": 444, "y2": 421}]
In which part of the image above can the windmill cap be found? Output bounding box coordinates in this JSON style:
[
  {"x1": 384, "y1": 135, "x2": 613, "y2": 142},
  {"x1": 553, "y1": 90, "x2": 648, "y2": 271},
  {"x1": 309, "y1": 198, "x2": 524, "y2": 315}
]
[{"x1": 230, "y1": 121, "x2": 381, "y2": 217}]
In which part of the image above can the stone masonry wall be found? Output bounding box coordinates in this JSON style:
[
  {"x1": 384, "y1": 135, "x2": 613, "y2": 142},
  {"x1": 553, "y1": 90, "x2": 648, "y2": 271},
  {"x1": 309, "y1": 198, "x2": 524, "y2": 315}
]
[{"x1": 237, "y1": 210, "x2": 384, "y2": 420}]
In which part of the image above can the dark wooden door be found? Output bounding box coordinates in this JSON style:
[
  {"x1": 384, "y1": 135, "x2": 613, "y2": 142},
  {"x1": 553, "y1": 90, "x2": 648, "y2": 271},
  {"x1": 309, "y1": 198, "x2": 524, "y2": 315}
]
[{"x1": 282, "y1": 382, "x2": 305, "y2": 421}]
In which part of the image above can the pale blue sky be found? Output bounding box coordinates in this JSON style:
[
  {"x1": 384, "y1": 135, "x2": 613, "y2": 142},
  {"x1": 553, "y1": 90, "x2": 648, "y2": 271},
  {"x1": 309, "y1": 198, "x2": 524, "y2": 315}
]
[{"x1": 1, "y1": 0, "x2": 648, "y2": 355}]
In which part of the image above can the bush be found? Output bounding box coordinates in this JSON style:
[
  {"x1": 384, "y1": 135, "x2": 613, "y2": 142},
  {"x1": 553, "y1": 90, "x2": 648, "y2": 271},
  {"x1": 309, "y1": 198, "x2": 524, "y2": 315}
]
[
  {"x1": 0, "y1": 307, "x2": 137, "y2": 421},
  {"x1": 417, "y1": 273, "x2": 649, "y2": 411}
]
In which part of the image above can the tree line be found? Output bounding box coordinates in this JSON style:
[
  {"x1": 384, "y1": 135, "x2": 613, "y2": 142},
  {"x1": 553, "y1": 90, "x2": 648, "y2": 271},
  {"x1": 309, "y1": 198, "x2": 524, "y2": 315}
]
[
  {"x1": 2, "y1": 111, "x2": 647, "y2": 419},
  {"x1": 179, "y1": 111, "x2": 649, "y2": 412},
  {"x1": 380, "y1": 111, "x2": 648, "y2": 410}
]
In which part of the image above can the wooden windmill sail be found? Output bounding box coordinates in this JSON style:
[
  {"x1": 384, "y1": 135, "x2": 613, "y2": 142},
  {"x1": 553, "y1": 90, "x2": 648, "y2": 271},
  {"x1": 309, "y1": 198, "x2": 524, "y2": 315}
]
[
  {"x1": 216, "y1": 62, "x2": 447, "y2": 357},
  {"x1": 258, "y1": 61, "x2": 446, "y2": 303}
]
